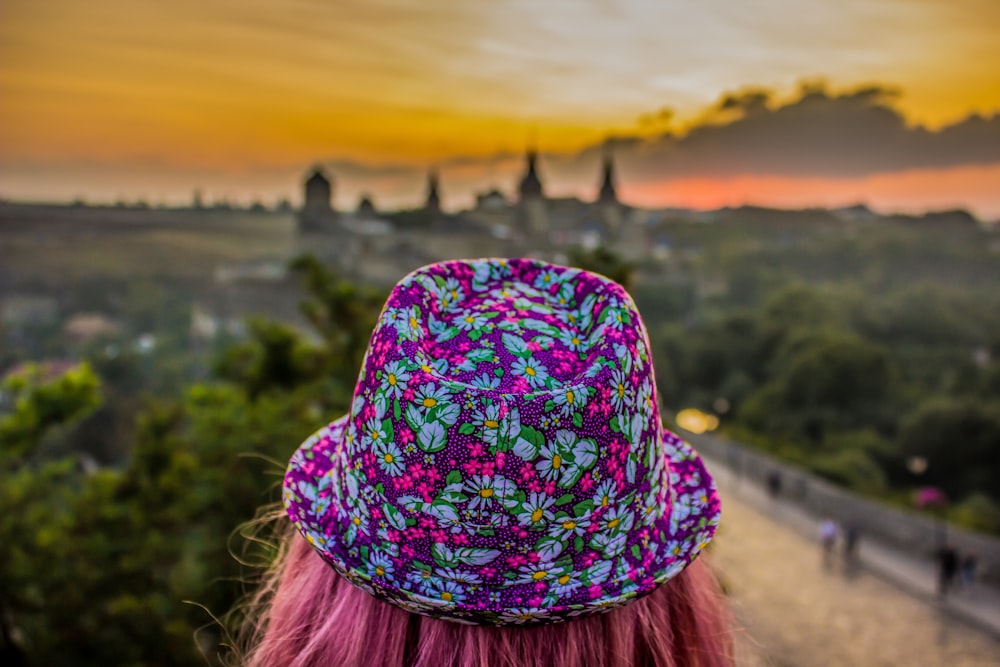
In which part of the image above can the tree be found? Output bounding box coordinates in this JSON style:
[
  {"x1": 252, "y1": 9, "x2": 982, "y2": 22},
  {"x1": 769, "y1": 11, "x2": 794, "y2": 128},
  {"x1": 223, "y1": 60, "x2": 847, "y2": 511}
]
[
  {"x1": 897, "y1": 398, "x2": 1000, "y2": 502},
  {"x1": 738, "y1": 333, "x2": 897, "y2": 443},
  {"x1": 0, "y1": 364, "x2": 101, "y2": 664}
]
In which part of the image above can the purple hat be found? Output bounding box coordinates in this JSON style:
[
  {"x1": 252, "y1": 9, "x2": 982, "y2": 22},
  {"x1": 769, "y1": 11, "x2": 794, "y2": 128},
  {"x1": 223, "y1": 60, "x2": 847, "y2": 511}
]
[{"x1": 283, "y1": 258, "x2": 721, "y2": 625}]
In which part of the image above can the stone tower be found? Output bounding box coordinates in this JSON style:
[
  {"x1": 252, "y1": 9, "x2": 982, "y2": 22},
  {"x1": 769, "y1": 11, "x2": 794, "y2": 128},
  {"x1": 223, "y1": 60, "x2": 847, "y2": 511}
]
[
  {"x1": 300, "y1": 166, "x2": 337, "y2": 232},
  {"x1": 517, "y1": 149, "x2": 548, "y2": 253},
  {"x1": 425, "y1": 169, "x2": 441, "y2": 214}
]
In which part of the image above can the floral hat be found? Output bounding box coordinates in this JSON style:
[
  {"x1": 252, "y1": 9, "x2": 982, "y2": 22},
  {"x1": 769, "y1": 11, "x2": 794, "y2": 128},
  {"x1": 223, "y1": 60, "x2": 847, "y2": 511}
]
[{"x1": 283, "y1": 258, "x2": 721, "y2": 625}]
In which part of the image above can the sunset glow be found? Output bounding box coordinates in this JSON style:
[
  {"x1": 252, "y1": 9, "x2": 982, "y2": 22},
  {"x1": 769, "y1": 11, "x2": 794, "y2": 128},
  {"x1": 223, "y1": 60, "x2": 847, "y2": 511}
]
[
  {"x1": 2, "y1": 0, "x2": 999, "y2": 216},
  {"x1": 622, "y1": 165, "x2": 1000, "y2": 218}
]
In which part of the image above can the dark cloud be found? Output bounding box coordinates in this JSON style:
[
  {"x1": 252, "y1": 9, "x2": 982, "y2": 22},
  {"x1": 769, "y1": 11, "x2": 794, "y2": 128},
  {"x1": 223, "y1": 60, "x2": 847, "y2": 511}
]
[
  {"x1": 605, "y1": 83, "x2": 1000, "y2": 180},
  {"x1": 306, "y1": 84, "x2": 1000, "y2": 206}
]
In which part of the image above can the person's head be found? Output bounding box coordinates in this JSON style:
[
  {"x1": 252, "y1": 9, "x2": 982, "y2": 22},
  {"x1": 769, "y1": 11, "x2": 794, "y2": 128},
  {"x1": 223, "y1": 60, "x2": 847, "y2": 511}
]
[{"x1": 243, "y1": 259, "x2": 730, "y2": 666}]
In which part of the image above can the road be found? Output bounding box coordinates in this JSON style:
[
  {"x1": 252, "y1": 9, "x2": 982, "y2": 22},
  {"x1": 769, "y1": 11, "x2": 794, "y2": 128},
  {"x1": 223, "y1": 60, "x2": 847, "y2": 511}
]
[{"x1": 710, "y1": 473, "x2": 1000, "y2": 666}]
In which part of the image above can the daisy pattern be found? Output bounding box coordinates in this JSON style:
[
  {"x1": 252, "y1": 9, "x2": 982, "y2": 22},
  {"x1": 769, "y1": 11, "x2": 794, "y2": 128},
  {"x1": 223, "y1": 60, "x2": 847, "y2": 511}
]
[
  {"x1": 489, "y1": 284, "x2": 524, "y2": 302},
  {"x1": 471, "y1": 259, "x2": 511, "y2": 292},
  {"x1": 535, "y1": 430, "x2": 599, "y2": 488},
  {"x1": 469, "y1": 372, "x2": 500, "y2": 391},
  {"x1": 345, "y1": 502, "x2": 371, "y2": 546},
  {"x1": 380, "y1": 360, "x2": 411, "y2": 399},
  {"x1": 547, "y1": 511, "x2": 592, "y2": 539},
  {"x1": 608, "y1": 368, "x2": 634, "y2": 411},
  {"x1": 554, "y1": 307, "x2": 581, "y2": 329},
  {"x1": 424, "y1": 579, "x2": 467, "y2": 605},
  {"x1": 464, "y1": 474, "x2": 513, "y2": 511},
  {"x1": 669, "y1": 494, "x2": 693, "y2": 534},
  {"x1": 550, "y1": 383, "x2": 588, "y2": 416},
  {"x1": 413, "y1": 383, "x2": 453, "y2": 412},
  {"x1": 452, "y1": 309, "x2": 489, "y2": 331},
  {"x1": 438, "y1": 277, "x2": 466, "y2": 311},
  {"x1": 365, "y1": 550, "x2": 396, "y2": 582},
  {"x1": 512, "y1": 492, "x2": 557, "y2": 528},
  {"x1": 598, "y1": 505, "x2": 634, "y2": 535},
  {"x1": 511, "y1": 355, "x2": 550, "y2": 388},
  {"x1": 556, "y1": 328, "x2": 588, "y2": 352},
  {"x1": 372, "y1": 439, "x2": 406, "y2": 476},
  {"x1": 549, "y1": 570, "x2": 583, "y2": 596},
  {"x1": 512, "y1": 559, "x2": 567, "y2": 585},
  {"x1": 398, "y1": 305, "x2": 424, "y2": 341},
  {"x1": 435, "y1": 567, "x2": 482, "y2": 585},
  {"x1": 281, "y1": 259, "x2": 723, "y2": 626},
  {"x1": 406, "y1": 566, "x2": 444, "y2": 595},
  {"x1": 470, "y1": 403, "x2": 503, "y2": 445},
  {"x1": 592, "y1": 479, "x2": 619, "y2": 510},
  {"x1": 361, "y1": 417, "x2": 389, "y2": 448},
  {"x1": 533, "y1": 269, "x2": 561, "y2": 290},
  {"x1": 553, "y1": 282, "x2": 576, "y2": 308},
  {"x1": 589, "y1": 530, "x2": 628, "y2": 558},
  {"x1": 613, "y1": 343, "x2": 634, "y2": 375},
  {"x1": 601, "y1": 298, "x2": 628, "y2": 330},
  {"x1": 636, "y1": 377, "x2": 654, "y2": 414}
]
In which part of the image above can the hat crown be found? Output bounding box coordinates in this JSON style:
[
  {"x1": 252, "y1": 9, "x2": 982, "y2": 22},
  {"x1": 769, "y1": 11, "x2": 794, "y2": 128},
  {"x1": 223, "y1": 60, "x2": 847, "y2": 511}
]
[
  {"x1": 285, "y1": 259, "x2": 720, "y2": 625},
  {"x1": 346, "y1": 258, "x2": 664, "y2": 524}
]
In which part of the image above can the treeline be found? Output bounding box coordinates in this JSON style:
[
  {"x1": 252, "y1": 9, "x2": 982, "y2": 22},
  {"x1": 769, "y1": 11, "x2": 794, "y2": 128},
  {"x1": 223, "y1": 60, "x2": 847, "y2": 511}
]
[
  {"x1": 1, "y1": 258, "x2": 384, "y2": 666},
  {"x1": 633, "y1": 220, "x2": 1000, "y2": 531}
]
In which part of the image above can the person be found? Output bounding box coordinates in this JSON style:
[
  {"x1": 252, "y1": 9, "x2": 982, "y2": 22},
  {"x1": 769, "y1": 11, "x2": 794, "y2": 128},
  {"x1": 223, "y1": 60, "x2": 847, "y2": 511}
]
[
  {"x1": 961, "y1": 552, "x2": 978, "y2": 589},
  {"x1": 937, "y1": 544, "x2": 959, "y2": 597},
  {"x1": 819, "y1": 518, "x2": 838, "y2": 568},
  {"x1": 766, "y1": 470, "x2": 782, "y2": 499},
  {"x1": 240, "y1": 258, "x2": 733, "y2": 667},
  {"x1": 842, "y1": 522, "x2": 860, "y2": 562}
]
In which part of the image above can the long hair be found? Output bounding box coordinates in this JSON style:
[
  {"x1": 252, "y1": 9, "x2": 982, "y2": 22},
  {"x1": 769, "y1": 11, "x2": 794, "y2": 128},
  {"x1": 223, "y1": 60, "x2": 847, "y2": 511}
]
[{"x1": 239, "y1": 524, "x2": 733, "y2": 667}]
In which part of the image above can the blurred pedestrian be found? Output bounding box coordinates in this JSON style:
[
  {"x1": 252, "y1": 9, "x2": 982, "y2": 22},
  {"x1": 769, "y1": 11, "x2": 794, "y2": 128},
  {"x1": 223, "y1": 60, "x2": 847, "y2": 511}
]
[
  {"x1": 820, "y1": 518, "x2": 838, "y2": 568},
  {"x1": 766, "y1": 470, "x2": 782, "y2": 499},
  {"x1": 843, "y1": 522, "x2": 860, "y2": 559},
  {"x1": 936, "y1": 544, "x2": 959, "y2": 597},
  {"x1": 961, "y1": 552, "x2": 978, "y2": 589}
]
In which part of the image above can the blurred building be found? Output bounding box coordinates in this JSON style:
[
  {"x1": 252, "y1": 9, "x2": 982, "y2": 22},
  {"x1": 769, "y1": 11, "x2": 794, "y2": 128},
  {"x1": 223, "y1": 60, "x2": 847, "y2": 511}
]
[
  {"x1": 285, "y1": 152, "x2": 650, "y2": 278},
  {"x1": 299, "y1": 166, "x2": 337, "y2": 232}
]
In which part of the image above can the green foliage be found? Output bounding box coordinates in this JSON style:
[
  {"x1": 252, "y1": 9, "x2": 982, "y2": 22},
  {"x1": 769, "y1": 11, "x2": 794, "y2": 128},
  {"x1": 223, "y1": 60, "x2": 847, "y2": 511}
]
[
  {"x1": 897, "y1": 398, "x2": 1000, "y2": 502},
  {"x1": 950, "y1": 493, "x2": 1000, "y2": 534},
  {"x1": 214, "y1": 318, "x2": 324, "y2": 399},
  {"x1": 637, "y1": 220, "x2": 999, "y2": 526},
  {"x1": 808, "y1": 448, "x2": 888, "y2": 495},
  {"x1": 1, "y1": 257, "x2": 383, "y2": 665},
  {"x1": 948, "y1": 493, "x2": 1000, "y2": 533},
  {"x1": 568, "y1": 247, "x2": 635, "y2": 290},
  {"x1": 0, "y1": 363, "x2": 102, "y2": 462}
]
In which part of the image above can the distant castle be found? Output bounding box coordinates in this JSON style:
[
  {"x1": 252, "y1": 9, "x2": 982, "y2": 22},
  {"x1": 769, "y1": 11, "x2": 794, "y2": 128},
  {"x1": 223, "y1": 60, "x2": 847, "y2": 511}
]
[{"x1": 296, "y1": 147, "x2": 634, "y2": 261}]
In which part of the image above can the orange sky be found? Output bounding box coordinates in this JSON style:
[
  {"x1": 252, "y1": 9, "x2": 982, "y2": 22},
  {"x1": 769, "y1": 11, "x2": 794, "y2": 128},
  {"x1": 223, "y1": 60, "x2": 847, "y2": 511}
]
[{"x1": 2, "y1": 0, "x2": 999, "y2": 216}]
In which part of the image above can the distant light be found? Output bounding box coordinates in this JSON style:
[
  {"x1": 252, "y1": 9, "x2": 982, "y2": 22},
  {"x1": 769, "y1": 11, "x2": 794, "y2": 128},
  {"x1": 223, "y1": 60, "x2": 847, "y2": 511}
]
[
  {"x1": 675, "y1": 408, "x2": 719, "y2": 434},
  {"x1": 906, "y1": 456, "x2": 928, "y2": 475},
  {"x1": 136, "y1": 333, "x2": 157, "y2": 354},
  {"x1": 913, "y1": 486, "x2": 947, "y2": 509}
]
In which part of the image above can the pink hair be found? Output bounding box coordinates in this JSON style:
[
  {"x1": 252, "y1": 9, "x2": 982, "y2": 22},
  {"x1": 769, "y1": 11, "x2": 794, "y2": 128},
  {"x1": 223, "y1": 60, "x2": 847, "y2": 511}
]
[{"x1": 239, "y1": 527, "x2": 732, "y2": 667}]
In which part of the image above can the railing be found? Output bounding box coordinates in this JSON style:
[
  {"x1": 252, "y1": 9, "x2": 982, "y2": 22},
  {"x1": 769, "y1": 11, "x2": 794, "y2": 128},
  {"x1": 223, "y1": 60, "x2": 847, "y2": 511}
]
[{"x1": 686, "y1": 432, "x2": 1000, "y2": 585}]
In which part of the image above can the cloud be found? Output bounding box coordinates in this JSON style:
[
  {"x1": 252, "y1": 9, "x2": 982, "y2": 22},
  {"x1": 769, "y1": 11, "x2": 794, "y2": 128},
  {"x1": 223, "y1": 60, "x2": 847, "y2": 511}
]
[{"x1": 599, "y1": 83, "x2": 1000, "y2": 181}]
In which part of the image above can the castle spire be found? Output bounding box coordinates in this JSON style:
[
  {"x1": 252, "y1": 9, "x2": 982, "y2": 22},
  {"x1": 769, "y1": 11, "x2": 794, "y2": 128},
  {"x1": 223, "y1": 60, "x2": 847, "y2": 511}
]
[
  {"x1": 425, "y1": 169, "x2": 441, "y2": 213},
  {"x1": 598, "y1": 148, "x2": 617, "y2": 204},
  {"x1": 518, "y1": 148, "x2": 544, "y2": 202}
]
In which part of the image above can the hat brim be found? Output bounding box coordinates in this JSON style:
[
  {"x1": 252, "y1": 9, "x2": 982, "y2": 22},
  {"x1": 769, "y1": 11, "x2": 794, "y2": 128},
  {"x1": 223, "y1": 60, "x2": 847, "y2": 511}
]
[{"x1": 283, "y1": 414, "x2": 721, "y2": 625}]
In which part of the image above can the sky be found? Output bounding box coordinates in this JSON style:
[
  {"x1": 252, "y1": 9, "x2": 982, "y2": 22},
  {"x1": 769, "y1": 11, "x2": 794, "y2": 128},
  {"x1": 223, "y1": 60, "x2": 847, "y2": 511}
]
[{"x1": 2, "y1": 0, "x2": 999, "y2": 217}]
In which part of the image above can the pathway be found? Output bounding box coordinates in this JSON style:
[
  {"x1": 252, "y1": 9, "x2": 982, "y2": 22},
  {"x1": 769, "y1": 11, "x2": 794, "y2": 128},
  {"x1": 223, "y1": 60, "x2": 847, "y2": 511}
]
[{"x1": 707, "y1": 459, "x2": 1000, "y2": 666}]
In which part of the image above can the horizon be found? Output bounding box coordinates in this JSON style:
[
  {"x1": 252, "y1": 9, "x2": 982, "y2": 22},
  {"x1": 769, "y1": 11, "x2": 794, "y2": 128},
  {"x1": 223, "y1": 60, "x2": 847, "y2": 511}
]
[{"x1": 3, "y1": 0, "x2": 1000, "y2": 217}]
